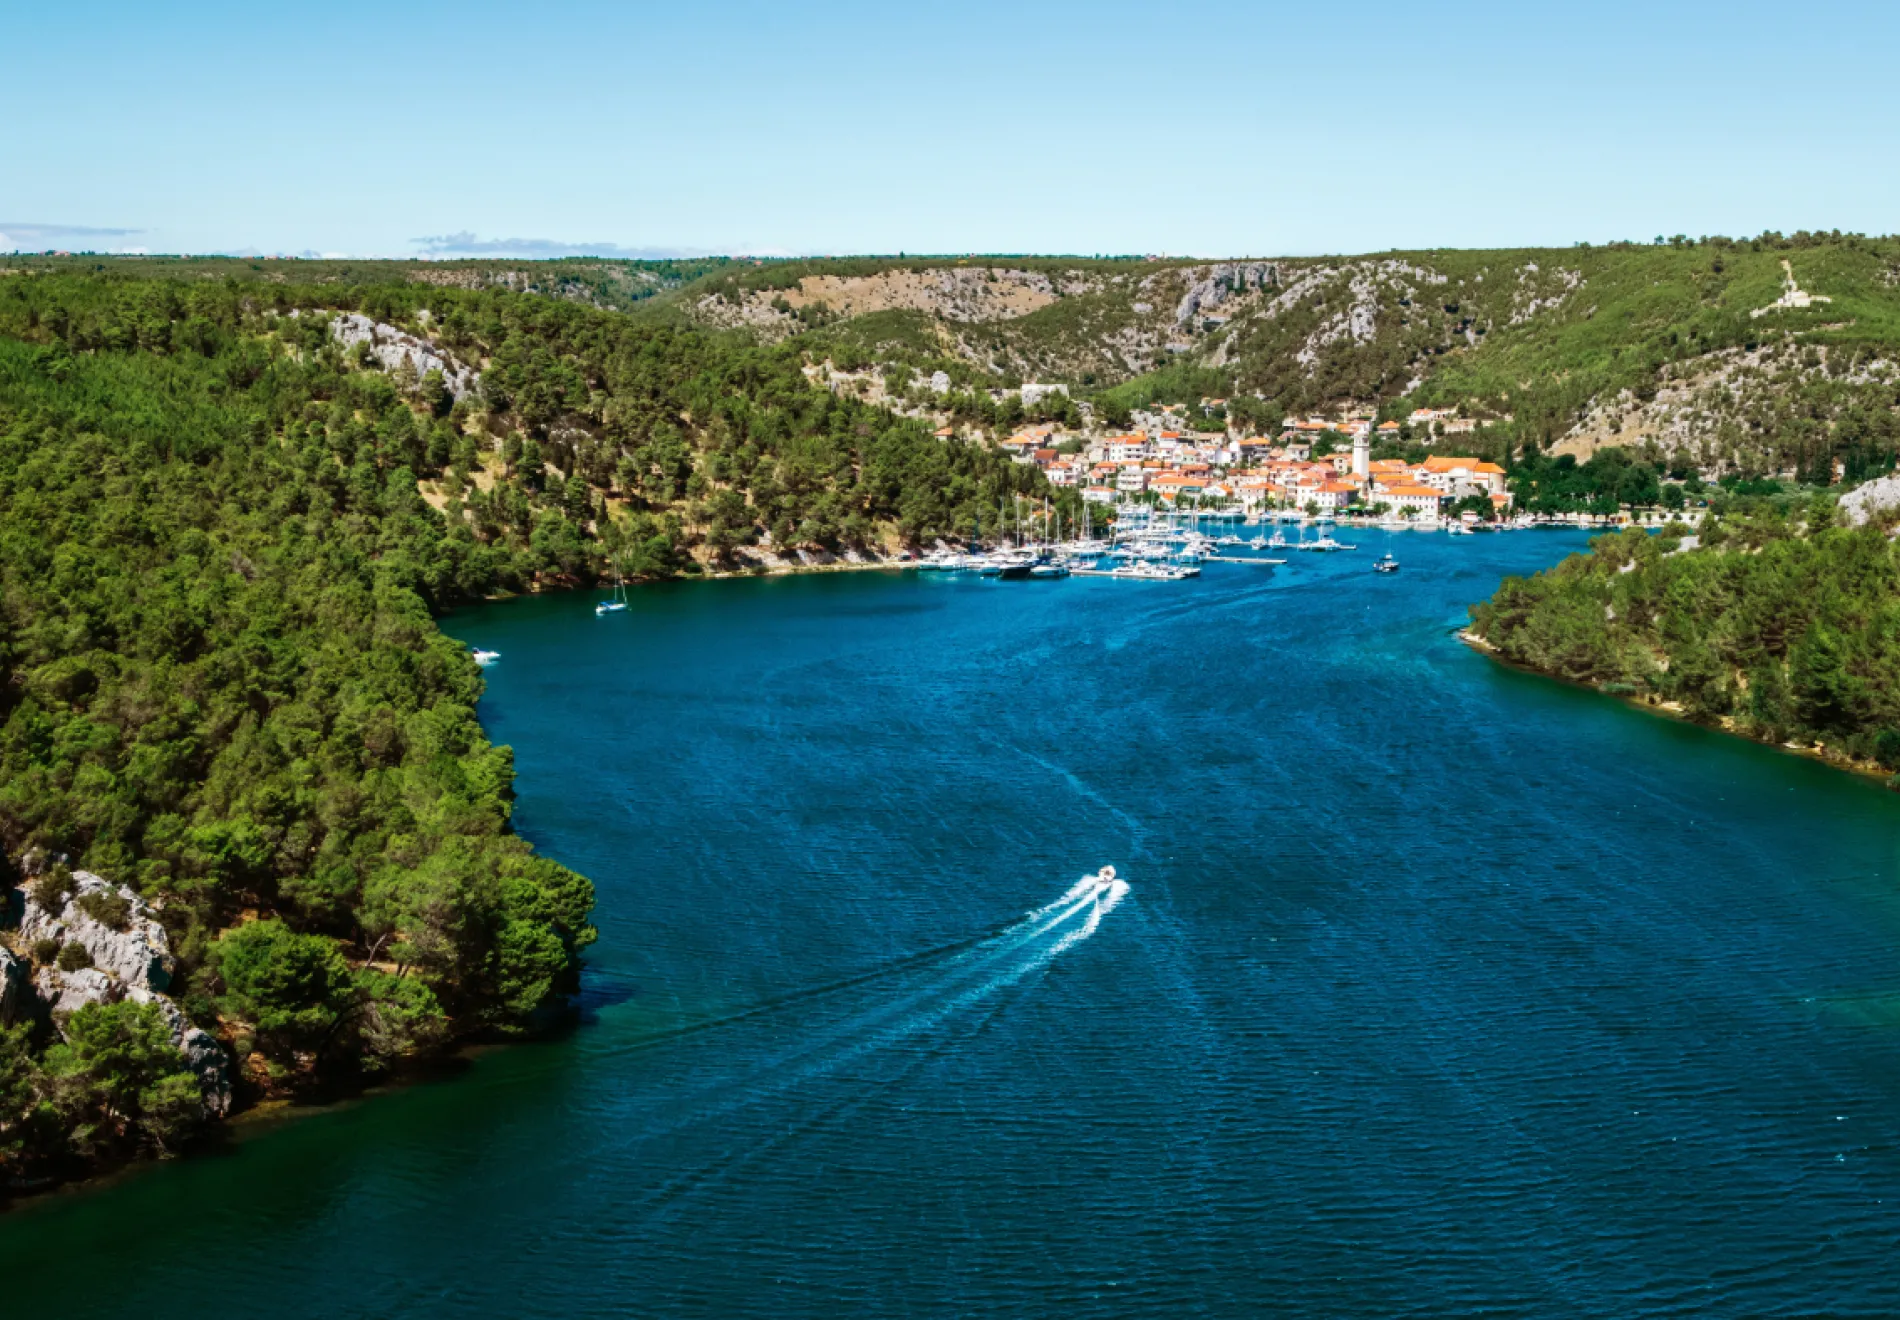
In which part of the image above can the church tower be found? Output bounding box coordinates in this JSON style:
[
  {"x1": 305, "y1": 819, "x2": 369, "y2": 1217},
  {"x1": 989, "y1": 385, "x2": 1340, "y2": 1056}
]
[{"x1": 1352, "y1": 430, "x2": 1369, "y2": 479}]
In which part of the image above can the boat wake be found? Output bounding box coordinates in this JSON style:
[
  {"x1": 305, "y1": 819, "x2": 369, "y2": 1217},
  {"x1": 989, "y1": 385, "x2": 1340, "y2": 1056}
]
[{"x1": 611, "y1": 868, "x2": 1130, "y2": 1152}]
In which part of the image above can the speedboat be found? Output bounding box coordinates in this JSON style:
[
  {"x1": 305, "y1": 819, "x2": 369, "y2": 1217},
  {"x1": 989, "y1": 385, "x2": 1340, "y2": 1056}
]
[
  {"x1": 472, "y1": 649, "x2": 501, "y2": 666},
  {"x1": 595, "y1": 600, "x2": 627, "y2": 615},
  {"x1": 994, "y1": 549, "x2": 1041, "y2": 579},
  {"x1": 1028, "y1": 561, "x2": 1070, "y2": 579},
  {"x1": 1374, "y1": 553, "x2": 1399, "y2": 573}
]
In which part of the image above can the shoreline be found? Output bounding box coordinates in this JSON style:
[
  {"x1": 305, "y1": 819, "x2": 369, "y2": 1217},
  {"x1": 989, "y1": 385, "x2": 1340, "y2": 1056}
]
[
  {"x1": 1457, "y1": 630, "x2": 1894, "y2": 786},
  {"x1": 0, "y1": 1019, "x2": 562, "y2": 1214}
]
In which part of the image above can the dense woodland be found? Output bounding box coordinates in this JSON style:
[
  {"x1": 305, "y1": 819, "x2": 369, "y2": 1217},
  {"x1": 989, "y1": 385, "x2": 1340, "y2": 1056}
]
[
  {"x1": 0, "y1": 268, "x2": 1061, "y2": 1178},
  {"x1": 1470, "y1": 506, "x2": 1900, "y2": 771}
]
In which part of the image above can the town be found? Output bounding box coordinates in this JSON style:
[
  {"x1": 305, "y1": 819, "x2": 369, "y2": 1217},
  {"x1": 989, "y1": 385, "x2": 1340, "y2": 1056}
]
[{"x1": 987, "y1": 403, "x2": 1513, "y2": 525}]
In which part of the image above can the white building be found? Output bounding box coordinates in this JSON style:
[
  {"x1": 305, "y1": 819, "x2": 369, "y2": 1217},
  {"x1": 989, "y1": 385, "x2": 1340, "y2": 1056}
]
[{"x1": 1375, "y1": 483, "x2": 1444, "y2": 517}]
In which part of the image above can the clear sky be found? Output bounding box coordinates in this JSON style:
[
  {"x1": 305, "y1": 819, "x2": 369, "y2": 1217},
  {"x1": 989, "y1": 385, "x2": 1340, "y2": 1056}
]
[{"x1": 5, "y1": 0, "x2": 1896, "y2": 258}]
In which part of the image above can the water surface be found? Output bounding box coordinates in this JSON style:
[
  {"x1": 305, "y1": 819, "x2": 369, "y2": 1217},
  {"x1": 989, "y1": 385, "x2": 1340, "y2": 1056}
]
[{"x1": 7, "y1": 530, "x2": 1900, "y2": 1317}]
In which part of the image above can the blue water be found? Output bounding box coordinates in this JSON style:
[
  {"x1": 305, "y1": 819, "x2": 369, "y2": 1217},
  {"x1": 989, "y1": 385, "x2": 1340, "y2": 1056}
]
[{"x1": 7, "y1": 530, "x2": 1900, "y2": 1316}]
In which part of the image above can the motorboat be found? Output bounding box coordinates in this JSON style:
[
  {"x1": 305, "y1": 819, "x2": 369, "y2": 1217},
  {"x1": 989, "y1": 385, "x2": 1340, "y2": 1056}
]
[
  {"x1": 1028, "y1": 561, "x2": 1070, "y2": 579},
  {"x1": 1374, "y1": 553, "x2": 1400, "y2": 573},
  {"x1": 994, "y1": 549, "x2": 1041, "y2": 579},
  {"x1": 1108, "y1": 561, "x2": 1180, "y2": 581},
  {"x1": 472, "y1": 649, "x2": 501, "y2": 666}
]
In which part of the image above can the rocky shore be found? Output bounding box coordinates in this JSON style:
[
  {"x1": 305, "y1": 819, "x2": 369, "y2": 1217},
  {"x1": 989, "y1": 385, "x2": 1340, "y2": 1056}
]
[{"x1": 3, "y1": 857, "x2": 232, "y2": 1120}]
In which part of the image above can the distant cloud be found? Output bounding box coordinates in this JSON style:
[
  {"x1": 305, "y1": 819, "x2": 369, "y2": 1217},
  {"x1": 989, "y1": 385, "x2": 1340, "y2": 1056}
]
[
  {"x1": 411, "y1": 231, "x2": 808, "y2": 261},
  {"x1": 0, "y1": 221, "x2": 145, "y2": 253},
  {"x1": 410, "y1": 231, "x2": 721, "y2": 261}
]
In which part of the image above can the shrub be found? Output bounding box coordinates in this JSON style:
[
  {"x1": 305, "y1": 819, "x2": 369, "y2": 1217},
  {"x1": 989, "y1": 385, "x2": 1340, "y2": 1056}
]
[
  {"x1": 210, "y1": 920, "x2": 351, "y2": 1051},
  {"x1": 30, "y1": 938, "x2": 60, "y2": 965},
  {"x1": 29, "y1": 865, "x2": 75, "y2": 913},
  {"x1": 1874, "y1": 729, "x2": 1900, "y2": 771},
  {"x1": 56, "y1": 942, "x2": 93, "y2": 972},
  {"x1": 42, "y1": 1000, "x2": 201, "y2": 1154},
  {"x1": 73, "y1": 888, "x2": 132, "y2": 932}
]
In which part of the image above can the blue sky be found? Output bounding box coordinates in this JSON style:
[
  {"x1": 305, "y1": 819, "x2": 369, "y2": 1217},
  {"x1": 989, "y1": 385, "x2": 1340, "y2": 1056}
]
[{"x1": 5, "y1": 0, "x2": 1896, "y2": 258}]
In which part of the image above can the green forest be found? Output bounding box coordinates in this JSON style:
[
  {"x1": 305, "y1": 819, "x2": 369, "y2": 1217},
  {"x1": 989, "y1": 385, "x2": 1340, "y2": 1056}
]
[
  {"x1": 1469, "y1": 504, "x2": 1900, "y2": 772},
  {"x1": 0, "y1": 267, "x2": 1062, "y2": 1180}
]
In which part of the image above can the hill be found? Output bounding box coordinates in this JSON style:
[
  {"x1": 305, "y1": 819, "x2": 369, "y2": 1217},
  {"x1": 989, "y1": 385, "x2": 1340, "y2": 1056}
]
[
  {"x1": 1468, "y1": 499, "x2": 1900, "y2": 778},
  {"x1": 652, "y1": 235, "x2": 1900, "y2": 483},
  {"x1": 0, "y1": 252, "x2": 735, "y2": 314},
  {"x1": 0, "y1": 265, "x2": 1064, "y2": 1184}
]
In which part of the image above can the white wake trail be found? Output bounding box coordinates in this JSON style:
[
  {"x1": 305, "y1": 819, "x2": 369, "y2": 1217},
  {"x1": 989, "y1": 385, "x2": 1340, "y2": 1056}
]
[{"x1": 626, "y1": 871, "x2": 1131, "y2": 1142}]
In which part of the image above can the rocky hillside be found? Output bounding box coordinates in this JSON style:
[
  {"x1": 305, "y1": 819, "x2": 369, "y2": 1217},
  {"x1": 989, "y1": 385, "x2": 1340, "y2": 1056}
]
[
  {"x1": 21, "y1": 238, "x2": 1900, "y2": 483},
  {"x1": 660, "y1": 235, "x2": 1900, "y2": 480}
]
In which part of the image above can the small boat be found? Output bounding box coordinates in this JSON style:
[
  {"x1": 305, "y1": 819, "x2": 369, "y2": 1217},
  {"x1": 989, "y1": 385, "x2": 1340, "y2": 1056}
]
[
  {"x1": 472, "y1": 648, "x2": 501, "y2": 666},
  {"x1": 1108, "y1": 562, "x2": 1175, "y2": 581},
  {"x1": 596, "y1": 561, "x2": 630, "y2": 615},
  {"x1": 1028, "y1": 561, "x2": 1070, "y2": 579},
  {"x1": 992, "y1": 549, "x2": 1040, "y2": 580},
  {"x1": 1374, "y1": 553, "x2": 1400, "y2": 574}
]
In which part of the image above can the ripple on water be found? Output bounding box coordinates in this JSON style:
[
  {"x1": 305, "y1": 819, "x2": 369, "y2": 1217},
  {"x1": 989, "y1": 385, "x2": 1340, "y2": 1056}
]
[{"x1": 7, "y1": 538, "x2": 1900, "y2": 1318}]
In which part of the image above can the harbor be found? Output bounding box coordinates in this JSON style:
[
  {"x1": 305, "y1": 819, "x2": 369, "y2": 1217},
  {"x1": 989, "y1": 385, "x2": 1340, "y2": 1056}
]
[{"x1": 902, "y1": 503, "x2": 1478, "y2": 583}]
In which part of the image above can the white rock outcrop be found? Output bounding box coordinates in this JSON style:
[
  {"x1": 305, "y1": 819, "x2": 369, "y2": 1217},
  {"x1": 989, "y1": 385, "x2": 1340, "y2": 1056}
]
[
  {"x1": 1840, "y1": 474, "x2": 1900, "y2": 527},
  {"x1": 20, "y1": 870, "x2": 177, "y2": 992},
  {"x1": 1174, "y1": 262, "x2": 1277, "y2": 324},
  {"x1": 32, "y1": 965, "x2": 120, "y2": 1020},
  {"x1": 16, "y1": 869, "x2": 232, "y2": 1116},
  {"x1": 326, "y1": 313, "x2": 480, "y2": 398},
  {"x1": 30, "y1": 965, "x2": 233, "y2": 1116}
]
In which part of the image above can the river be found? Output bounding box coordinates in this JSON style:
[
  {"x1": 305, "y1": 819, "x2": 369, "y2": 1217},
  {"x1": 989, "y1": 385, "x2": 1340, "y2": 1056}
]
[{"x1": 6, "y1": 529, "x2": 1900, "y2": 1316}]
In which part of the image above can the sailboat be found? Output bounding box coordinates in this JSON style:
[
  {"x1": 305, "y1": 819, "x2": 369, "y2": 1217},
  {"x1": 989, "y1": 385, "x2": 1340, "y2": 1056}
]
[{"x1": 596, "y1": 560, "x2": 629, "y2": 615}]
